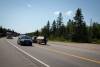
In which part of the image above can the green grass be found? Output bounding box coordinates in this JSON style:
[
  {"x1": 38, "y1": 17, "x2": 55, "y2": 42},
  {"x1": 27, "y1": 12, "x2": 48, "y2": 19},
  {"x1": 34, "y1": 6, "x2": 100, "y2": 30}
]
[
  {"x1": 91, "y1": 39, "x2": 100, "y2": 44},
  {"x1": 49, "y1": 38, "x2": 100, "y2": 44}
]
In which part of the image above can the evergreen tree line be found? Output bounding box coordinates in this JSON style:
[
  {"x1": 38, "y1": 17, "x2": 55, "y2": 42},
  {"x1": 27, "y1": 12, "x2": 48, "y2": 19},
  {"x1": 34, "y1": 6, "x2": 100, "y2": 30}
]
[
  {"x1": 28, "y1": 8, "x2": 100, "y2": 43},
  {"x1": 0, "y1": 26, "x2": 19, "y2": 37}
]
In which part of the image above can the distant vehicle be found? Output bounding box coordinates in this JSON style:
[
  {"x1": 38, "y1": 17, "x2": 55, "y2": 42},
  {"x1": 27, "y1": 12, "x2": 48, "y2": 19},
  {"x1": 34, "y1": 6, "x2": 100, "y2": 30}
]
[
  {"x1": 6, "y1": 35, "x2": 13, "y2": 39},
  {"x1": 0, "y1": 33, "x2": 2, "y2": 38},
  {"x1": 17, "y1": 35, "x2": 32, "y2": 46},
  {"x1": 32, "y1": 36, "x2": 37, "y2": 43},
  {"x1": 6, "y1": 32, "x2": 13, "y2": 39},
  {"x1": 37, "y1": 36, "x2": 48, "y2": 45}
]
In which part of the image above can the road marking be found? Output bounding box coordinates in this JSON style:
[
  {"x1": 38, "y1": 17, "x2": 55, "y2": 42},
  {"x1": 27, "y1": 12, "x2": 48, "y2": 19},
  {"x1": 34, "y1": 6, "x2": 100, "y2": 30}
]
[
  {"x1": 49, "y1": 42, "x2": 99, "y2": 51},
  {"x1": 7, "y1": 40, "x2": 50, "y2": 67},
  {"x1": 36, "y1": 45, "x2": 100, "y2": 64}
]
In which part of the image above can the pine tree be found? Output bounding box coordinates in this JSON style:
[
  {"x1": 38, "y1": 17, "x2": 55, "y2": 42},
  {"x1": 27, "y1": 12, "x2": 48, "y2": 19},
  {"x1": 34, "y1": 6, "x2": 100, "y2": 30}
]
[
  {"x1": 73, "y1": 8, "x2": 88, "y2": 42},
  {"x1": 41, "y1": 20, "x2": 50, "y2": 37},
  {"x1": 57, "y1": 12, "x2": 63, "y2": 28},
  {"x1": 51, "y1": 20, "x2": 57, "y2": 36},
  {"x1": 34, "y1": 30, "x2": 39, "y2": 36},
  {"x1": 46, "y1": 20, "x2": 50, "y2": 37},
  {"x1": 66, "y1": 19, "x2": 75, "y2": 40},
  {"x1": 56, "y1": 12, "x2": 64, "y2": 36},
  {"x1": 92, "y1": 22, "x2": 100, "y2": 39}
]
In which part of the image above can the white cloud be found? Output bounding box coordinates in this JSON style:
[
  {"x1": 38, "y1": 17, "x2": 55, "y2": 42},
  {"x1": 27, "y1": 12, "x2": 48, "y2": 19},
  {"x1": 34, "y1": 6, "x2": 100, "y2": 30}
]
[
  {"x1": 65, "y1": 10, "x2": 73, "y2": 16},
  {"x1": 54, "y1": 10, "x2": 73, "y2": 17},
  {"x1": 27, "y1": 4, "x2": 32, "y2": 8},
  {"x1": 54, "y1": 11, "x2": 60, "y2": 15}
]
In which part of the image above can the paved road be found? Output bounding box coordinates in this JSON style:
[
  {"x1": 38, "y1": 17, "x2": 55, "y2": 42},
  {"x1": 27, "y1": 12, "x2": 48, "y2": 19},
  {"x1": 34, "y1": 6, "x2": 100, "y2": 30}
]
[{"x1": 0, "y1": 37, "x2": 100, "y2": 67}]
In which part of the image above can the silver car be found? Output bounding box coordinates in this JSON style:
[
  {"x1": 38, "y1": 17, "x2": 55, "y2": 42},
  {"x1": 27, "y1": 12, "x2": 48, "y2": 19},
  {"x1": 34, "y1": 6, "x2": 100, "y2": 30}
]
[{"x1": 17, "y1": 35, "x2": 32, "y2": 46}]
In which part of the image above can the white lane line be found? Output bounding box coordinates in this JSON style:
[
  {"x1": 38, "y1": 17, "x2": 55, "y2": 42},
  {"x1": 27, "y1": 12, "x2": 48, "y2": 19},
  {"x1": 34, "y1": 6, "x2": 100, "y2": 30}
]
[
  {"x1": 7, "y1": 40, "x2": 50, "y2": 67},
  {"x1": 36, "y1": 45, "x2": 100, "y2": 64}
]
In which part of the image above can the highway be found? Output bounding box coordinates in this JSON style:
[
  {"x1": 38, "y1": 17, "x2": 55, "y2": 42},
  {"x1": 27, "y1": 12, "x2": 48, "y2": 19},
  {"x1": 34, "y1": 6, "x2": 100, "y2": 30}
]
[{"x1": 0, "y1": 37, "x2": 100, "y2": 67}]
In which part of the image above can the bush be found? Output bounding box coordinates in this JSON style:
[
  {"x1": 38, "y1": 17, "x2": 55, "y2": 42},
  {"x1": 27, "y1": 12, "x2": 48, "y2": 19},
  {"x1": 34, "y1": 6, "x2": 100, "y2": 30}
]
[{"x1": 92, "y1": 39, "x2": 100, "y2": 44}]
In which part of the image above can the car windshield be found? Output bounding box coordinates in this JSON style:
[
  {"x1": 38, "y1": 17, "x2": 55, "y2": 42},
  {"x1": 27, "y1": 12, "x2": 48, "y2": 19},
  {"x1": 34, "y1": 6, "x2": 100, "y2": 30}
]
[{"x1": 21, "y1": 36, "x2": 31, "y2": 39}]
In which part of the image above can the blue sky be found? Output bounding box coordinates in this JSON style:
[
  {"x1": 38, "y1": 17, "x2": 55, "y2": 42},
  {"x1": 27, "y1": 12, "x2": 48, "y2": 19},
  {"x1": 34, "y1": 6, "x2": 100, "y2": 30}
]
[{"x1": 0, "y1": 0, "x2": 100, "y2": 34}]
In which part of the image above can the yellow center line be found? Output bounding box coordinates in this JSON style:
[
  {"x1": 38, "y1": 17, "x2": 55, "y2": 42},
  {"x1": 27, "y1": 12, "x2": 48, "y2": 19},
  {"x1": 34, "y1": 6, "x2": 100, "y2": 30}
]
[
  {"x1": 36, "y1": 45, "x2": 100, "y2": 64},
  {"x1": 49, "y1": 42, "x2": 99, "y2": 52}
]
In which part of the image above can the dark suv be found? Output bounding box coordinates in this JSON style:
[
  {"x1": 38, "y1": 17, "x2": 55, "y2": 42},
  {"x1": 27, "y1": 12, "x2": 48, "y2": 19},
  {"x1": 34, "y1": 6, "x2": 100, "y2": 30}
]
[{"x1": 17, "y1": 35, "x2": 32, "y2": 46}]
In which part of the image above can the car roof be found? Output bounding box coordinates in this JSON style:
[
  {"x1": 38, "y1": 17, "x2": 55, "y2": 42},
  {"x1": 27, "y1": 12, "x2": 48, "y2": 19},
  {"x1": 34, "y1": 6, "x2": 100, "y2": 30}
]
[
  {"x1": 18, "y1": 35, "x2": 30, "y2": 38},
  {"x1": 37, "y1": 36, "x2": 44, "y2": 39}
]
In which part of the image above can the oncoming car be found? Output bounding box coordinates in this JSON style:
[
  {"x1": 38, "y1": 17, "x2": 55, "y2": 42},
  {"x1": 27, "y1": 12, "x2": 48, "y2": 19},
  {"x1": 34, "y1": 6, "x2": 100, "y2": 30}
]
[
  {"x1": 6, "y1": 32, "x2": 13, "y2": 39},
  {"x1": 17, "y1": 35, "x2": 32, "y2": 46},
  {"x1": 37, "y1": 36, "x2": 48, "y2": 45},
  {"x1": 6, "y1": 35, "x2": 13, "y2": 39}
]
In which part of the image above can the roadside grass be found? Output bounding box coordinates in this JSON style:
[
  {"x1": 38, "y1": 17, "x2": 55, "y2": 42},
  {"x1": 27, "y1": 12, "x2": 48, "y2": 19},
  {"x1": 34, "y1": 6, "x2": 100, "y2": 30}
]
[
  {"x1": 91, "y1": 39, "x2": 100, "y2": 44},
  {"x1": 49, "y1": 39, "x2": 100, "y2": 45},
  {"x1": 49, "y1": 38, "x2": 75, "y2": 43}
]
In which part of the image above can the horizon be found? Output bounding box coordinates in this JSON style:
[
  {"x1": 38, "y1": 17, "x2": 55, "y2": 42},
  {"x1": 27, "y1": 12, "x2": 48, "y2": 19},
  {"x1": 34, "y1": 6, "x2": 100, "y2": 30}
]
[{"x1": 0, "y1": 0, "x2": 100, "y2": 34}]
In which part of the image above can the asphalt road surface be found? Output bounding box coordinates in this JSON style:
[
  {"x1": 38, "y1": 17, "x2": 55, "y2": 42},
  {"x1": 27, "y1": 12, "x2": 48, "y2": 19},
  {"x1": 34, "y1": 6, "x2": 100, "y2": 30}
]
[{"x1": 0, "y1": 37, "x2": 100, "y2": 67}]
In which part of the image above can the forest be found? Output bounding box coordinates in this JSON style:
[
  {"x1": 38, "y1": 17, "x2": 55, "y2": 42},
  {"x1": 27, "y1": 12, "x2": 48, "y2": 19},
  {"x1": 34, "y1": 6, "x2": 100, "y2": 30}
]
[
  {"x1": 0, "y1": 26, "x2": 19, "y2": 37},
  {"x1": 27, "y1": 8, "x2": 100, "y2": 44}
]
